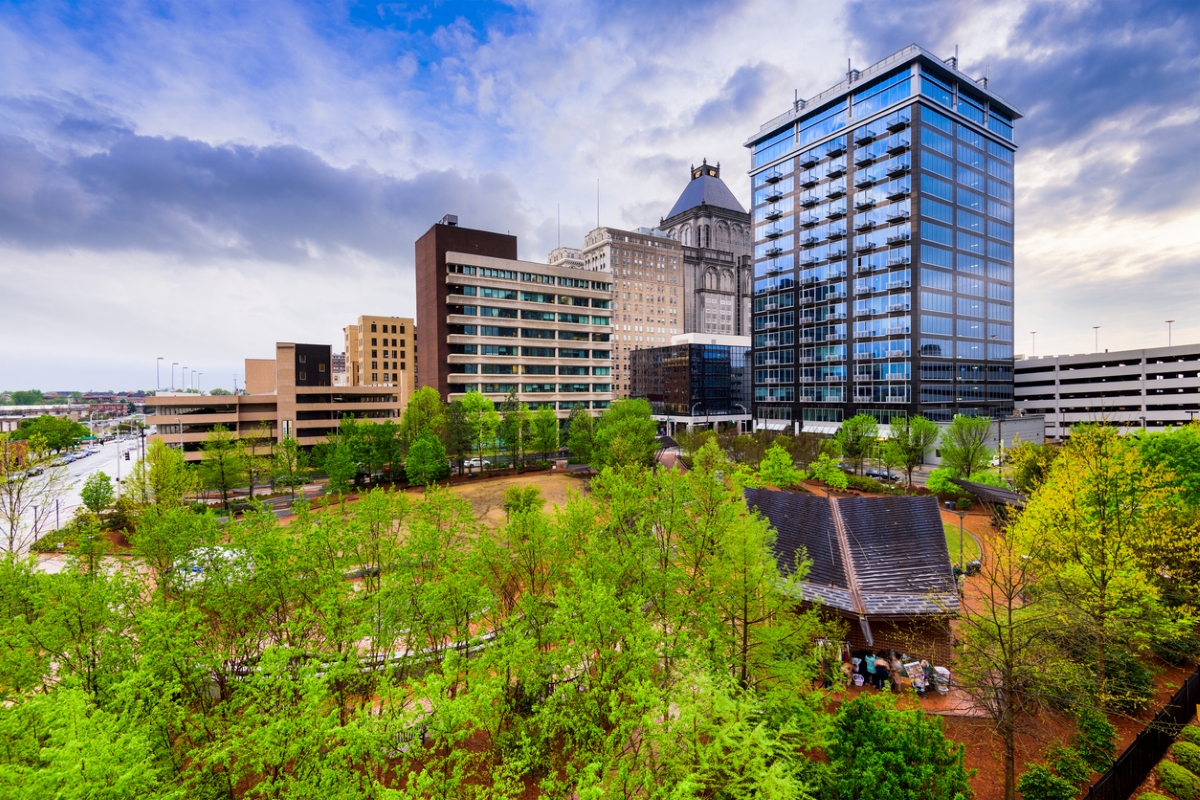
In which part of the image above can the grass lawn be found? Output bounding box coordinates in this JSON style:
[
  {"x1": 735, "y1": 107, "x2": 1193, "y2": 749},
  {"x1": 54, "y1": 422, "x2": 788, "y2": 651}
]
[{"x1": 944, "y1": 522, "x2": 982, "y2": 566}]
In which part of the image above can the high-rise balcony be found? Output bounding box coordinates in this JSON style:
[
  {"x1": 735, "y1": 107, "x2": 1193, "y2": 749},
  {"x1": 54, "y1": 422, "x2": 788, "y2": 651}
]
[
  {"x1": 765, "y1": 206, "x2": 783, "y2": 220},
  {"x1": 826, "y1": 163, "x2": 847, "y2": 179},
  {"x1": 826, "y1": 184, "x2": 846, "y2": 198},
  {"x1": 854, "y1": 197, "x2": 877, "y2": 210},
  {"x1": 826, "y1": 206, "x2": 846, "y2": 219},
  {"x1": 765, "y1": 187, "x2": 784, "y2": 203},
  {"x1": 798, "y1": 173, "x2": 819, "y2": 188},
  {"x1": 764, "y1": 169, "x2": 784, "y2": 184},
  {"x1": 854, "y1": 128, "x2": 878, "y2": 145},
  {"x1": 799, "y1": 194, "x2": 820, "y2": 206},
  {"x1": 886, "y1": 208, "x2": 911, "y2": 223},
  {"x1": 887, "y1": 253, "x2": 910, "y2": 265},
  {"x1": 886, "y1": 231, "x2": 911, "y2": 244},
  {"x1": 886, "y1": 135, "x2": 910, "y2": 154},
  {"x1": 827, "y1": 141, "x2": 846, "y2": 157},
  {"x1": 799, "y1": 214, "x2": 821, "y2": 226},
  {"x1": 854, "y1": 173, "x2": 876, "y2": 188},
  {"x1": 886, "y1": 185, "x2": 911, "y2": 200},
  {"x1": 765, "y1": 245, "x2": 784, "y2": 258},
  {"x1": 798, "y1": 152, "x2": 820, "y2": 169},
  {"x1": 765, "y1": 226, "x2": 785, "y2": 240}
]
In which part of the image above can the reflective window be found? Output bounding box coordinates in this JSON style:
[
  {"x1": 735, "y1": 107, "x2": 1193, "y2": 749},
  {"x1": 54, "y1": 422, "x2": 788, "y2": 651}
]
[
  {"x1": 987, "y1": 262, "x2": 1013, "y2": 281},
  {"x1": 988, "y1": 179, "x2": 1013, "y2": 202},
  {"x1": 957, "y1": 165, "x2": 984, "y2": 189},
  {"x1": 921, "y1": 126, "x2": 953, "y2": 156},
  {"x1": 988, "y1": 343, "x2": 1014, "y2": 359},
  {"x1": 798, "y1": 101, "x2": 848, "y2": 147},
  {"x1": 988, "y1": 159, "x2": 1013, "y2": 182},
  {"x1": 957, "y1": 210, "x2": 983, "y2": 231},
  {"x1": 921, "y1": 174, "x2": 953, "y2": 201},
  {"x1": 956, "y1": 94, "x2": 986, "y2": 126},
  {"x1": 921, "y1": 90, "x2": 953, "y2": 122},
  {"x1": 987, "y1": 139, "x2": 1014, "y2": 162},
  {"x1": 958, "y1": 231, "x2": 984, "y2": 254},
  {"x1": 754, "y1": 125, "x2": 796, "y2": 168},
  {"x1": 957, "y1": 143, "x2": 983, "y2": 168},
  {"x1": 987, "y1": 199, "x2": 1012, "y2": 221},
  {"x1": 922, "y1": 151, "x2": 953, "y2": 178},
  {"x1": 988, "y1": 111, "x2": 1013, "y2": 140},
  {"x1": 987, "y1": 242, "x2": 1014, "y2": 262},
  {"x1": 988, "y1": 282, "x2": 1013, "y2": 301},
  {"x1": 920, "y1": 197, "x2": 952, "y2": 223},
  {"x1": 957, "y1": 187, "x2": 983, "y2": 210},
  {"x1": 920, "y1": 245, "x2": 952, "y2": 268},
  {"x1": 853, "y1": 70, "x2": 912, "y2": 118},
  {"x1": 958, "y1": 276, "x2": 985, "y2": 296},
  {"x1": 987, "y1": 220, "x2": 1013, "y2": 242},
  {"x1": 988, "y1": 323, "x2": 1013, "y2": 341},
  {"x1": 957, "y1": 340, "x2": 985, "y2": 359},
  {"x1": 957, "y1": 319, "x2": 984, "y2": 338},
  {"x1": 924, "y1": 223, "x2": 952, "y2": 246},
  {"x1": 921, "y1": 314, "x2": 952, "y2": 335},
  {"x1": 920, "y1": 290, "x2": 952, "y2": 312},
  {"x1": 958, "y1": 298, "x2": 985, "y2": 317},
  {"x1": 988, "y1": 302, "x2": 1012, "y2": 320},
  {"x1": 920, "y1": 268, "x2": 952, "y2": 291},
  {"x1": 957, "y1": 123, "x2": 984, "y2": 149},
  {"x1": 956, "y1": 254, "x2": 984, "y2": 274},
  {"x1": 920, "y1": 338, "x2": 952, "y2": 357}
]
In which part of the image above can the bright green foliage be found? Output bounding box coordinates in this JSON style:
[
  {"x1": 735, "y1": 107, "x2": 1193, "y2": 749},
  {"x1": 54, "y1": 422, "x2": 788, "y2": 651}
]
[
  {"x1": 316, "y1": 426, "x2": 358, "y2": 496},
  {"x1": 927, "y1": 467, "x2": 965, "y2": 497},
  {"x1": 808, "y1": 452, "x2": 848, "y2": 489},
  {"x1": 80, "y1": 471, "x2": 114, "y2": 515},
  {"x1": 1073, "y1": 705, "x2": 1117, "y2": 771},
  {"x1": 497, "y1": 389, "x2": 532, "y2": 470},
  {"x1": 590, "y1": 398, "x2": 658, "y2": 470},
  {"x1": 1175, "y1": 742, "x2": 1200, "y2": 776},
  {"x1": 758, "y1": 441, "x2": 803, "y2": 488},
  {"x1": 530, "y1": 403, "x2": 559, "y2": 460},
  {"x1": 1138, "y1": 424, "x2": 1200, "y2": 509},
  {"x1": 566, "y1": 403, "x2": 594, "y2": 463},
  {"x1": 126, "y1": 438, "x2": 198, "y2": 509},
  {"x1": 397, "y1": 385, "x2": 445, "y2": 455},
  {"x1": 443, "y1": 398, "x2": 473, "y2": 474},
  {"x1": 1017, "y1": 764, "x2": 1078, "y2": 800},
  {"x1": 886, "y1": 414, "x2": 940, "y2": 490},
  {"x1": 1007, "y1": 437, "x2": 1058, "y2": 495},
  {"x1": 271, "y1": 434, "x2": 310, "y2": 501},
  {"x1": 967, "y1": 470, "x2": 1008, "y2": 488},
  {"x1": 9, "y1": 389, "x2": 46, "y2": 405},
  {"x1": 1158, "y1": 761, "x2": 1200, "y2": 800},
  {"x1": 835, "y1": 413, "x2": 878, "y2": 475},
  {"x1": 940, "y1": 415, "x2": 995, "y2": 478},
  {"x1": 405, "y1": 430, "x2": 448, "y2": 486},
  {"x1": 1139, "y1": 793, "x2": 1172, "y2": 800},
  {"x1": 12, "y1": 414, "x2": 89, "y2": 451},
  {"x1": 501, "y1": 484, "x2": 543, "y2": 519},
  {"x1": 1182, "y1": 726, "x2": 1200, "y2": 748},
  {"x1": 1046, "y1": 744, "x2": 1090, "y2": 784},
  {"x1": 826, "y1": 695, "x2": 972, "y2": 800},
  {"x1": 198, "y1": 424, "x2": 246, "y2": 510},
  {"x1": 460, "y1": 390, "x2": 500, "y2": 468}
]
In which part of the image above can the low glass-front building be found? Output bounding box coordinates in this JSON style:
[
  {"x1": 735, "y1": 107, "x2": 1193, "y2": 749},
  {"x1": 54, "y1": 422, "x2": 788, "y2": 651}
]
[
  {"x1": 629, "y1": 333, "x2": 751, "y2": 432},
  {"x1": 745, "y1": 45, "x2": 1019, "y2": 432}
]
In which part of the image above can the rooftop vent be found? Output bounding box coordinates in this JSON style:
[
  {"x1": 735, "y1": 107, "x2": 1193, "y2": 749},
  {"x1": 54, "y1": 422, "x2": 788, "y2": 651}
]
[{"x1": 440, "y1": 214, "x2": 459, "y2": 227}]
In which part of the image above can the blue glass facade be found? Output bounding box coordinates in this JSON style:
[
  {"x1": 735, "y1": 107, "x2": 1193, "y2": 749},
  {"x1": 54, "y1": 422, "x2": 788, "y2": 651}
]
[{"x1": 746, "y1": 48, "x2": 1019, "y2": 428}]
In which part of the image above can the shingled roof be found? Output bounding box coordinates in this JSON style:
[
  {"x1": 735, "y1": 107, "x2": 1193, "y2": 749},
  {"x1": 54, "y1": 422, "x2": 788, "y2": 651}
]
[
  {"x1": 745, "y1": 489, "x2": 959, "y2": 633},
  {"x1": 664, "y1": 172, "x2": 746, "y2": 219}
]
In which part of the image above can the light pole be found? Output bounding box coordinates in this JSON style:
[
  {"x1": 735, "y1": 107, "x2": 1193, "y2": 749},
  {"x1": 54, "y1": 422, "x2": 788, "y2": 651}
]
[
  {"x1": 171, "y1": 362, "x2": 178, "y2": 392},
  {"x1": 1030, "y1": 331, "x2": 1037, "y2": 358},
  {"x1": 944, "y1": 500, "x2": 968, "y2": 580},
  {"x1": 191, "y1": 370, "x2": 196, "y2": 392},
  {"x1": 1167, "y1": 319, "x2": 1175, "y2": 347},
  {"x1": 198, "y1": 372, "x2": 203, "y2": 395},
  {"x1": 181, "y1": 367, "x2": 188, "y2": 393},
  {"x1": 1093, "y1": 326, "x2": 1100, "y2": 353},
  {"x1": 156, "y1": 357, "x2": 163, "y2": 392}
]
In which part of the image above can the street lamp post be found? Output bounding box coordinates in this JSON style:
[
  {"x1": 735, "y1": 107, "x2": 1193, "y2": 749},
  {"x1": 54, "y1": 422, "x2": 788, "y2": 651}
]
[
  {"x1": 156, "y1": 357, "x2": 163, "y2": 392},
  {"x1": 1030, "y1": 331, "x2": 1037, "y2": 358},
  {"x1": 198, "y1": 372, "x2": 203, "y2": 395},
  {"x1": 1167, "y1": 319, "x2": 1175, "y2": 347},
  {"x1": 171, "y1": 362, "x2": 178, "y2": 392},
  {"x1": 944, "y1": 500, "x2": 968, "y2": 577},
  {"x1": 1093, "y1": 326, "x2": 1100, "y2": 353},
  {"x1": 175, "y1": 416, "x2": 183, "y2": 452}
]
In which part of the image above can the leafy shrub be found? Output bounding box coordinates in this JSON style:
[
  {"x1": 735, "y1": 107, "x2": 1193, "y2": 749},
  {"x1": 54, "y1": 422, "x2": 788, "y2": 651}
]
[
  {"x1": 955, "y1": 497, "x2": 973, "y2": 511},
  {"x1": 1101, "y1": 649, "x2": 1155, "y2": 713},
  {"x1": 1157, "y1": 761, "x2": 1199, "y2": 800},
  {"x1": 1073, "y1": 706, "x2": 1117, "y2": 771},
  {"x1": 1140, "y1": 793, "x2": 1172, "y2": 800},
  {"x1": 1018, "y1": 764, "x2": 1077, "y2": 800},
  {"x1": 926, "y1": 468, "x2": 964, "y2": 497},
  {"x1": 846, "y1": 474, "x2": 886, "y2": 493},
  {"x1": 1175, "y1": 742, "x2": 1200, "y2": 776},
  {"x1": 1153, "y1": 633, "x2": 1200, "y2": 666},
  {"x1": 966, "y1": 470, "x2": 1008, "y2": 488},
  {"x1": 1048, "y1": 745, "x2": 1090, "y2": 784},
  {"x1": 808, "y1": 453, "x2": 848, "y2": 490},
  {"x1": 1181, "y1": 726, "x2": 1200, "y2": 748}
]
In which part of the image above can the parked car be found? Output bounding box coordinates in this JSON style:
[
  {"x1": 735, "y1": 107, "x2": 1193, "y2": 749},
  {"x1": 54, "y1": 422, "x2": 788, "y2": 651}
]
[{"x1": 464, "y1": 458, "x2": 492, "y2": 468}]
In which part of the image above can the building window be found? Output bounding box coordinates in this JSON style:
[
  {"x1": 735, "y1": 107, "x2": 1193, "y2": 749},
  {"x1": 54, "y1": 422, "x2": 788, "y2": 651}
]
[
  {"x1": 298, "y1": 371, "x2": 307, "y2": 381},
  {"x1": 371, "y1": 338, "x2": 377, "y2": 346},
  {"x1": 319, "y1": 363, "x2": 326, "y2": 372},
  {"x1": 371, "y1": 323, "x2": 377, "y2": 332},
  {"x1": 371, "y1": 373, "x2": 377, "y2": 382},
  {"x1": 298, "y1": 354, "x2": 307, "y2": 363}
]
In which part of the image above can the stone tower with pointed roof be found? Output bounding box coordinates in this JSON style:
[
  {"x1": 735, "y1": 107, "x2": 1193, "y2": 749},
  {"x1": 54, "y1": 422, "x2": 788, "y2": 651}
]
[{"x1": 658, "y1": 159, "x2": 753, "y2": 336}]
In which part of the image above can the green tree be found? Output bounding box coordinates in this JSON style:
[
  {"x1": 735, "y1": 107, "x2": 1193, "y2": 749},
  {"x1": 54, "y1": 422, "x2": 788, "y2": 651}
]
[
  {"x1": 835, "y1": 413, "x2": 878, "y2": 475},
  {"x1": 530, "y1": 403, "x2": 559, "y2": 461},
  {"x1": 271, "y1": 434, "x2": 310, "y2": 501},
  {"x1": 442, "y1": 399, "x2": 473, "y2": 476},
  {"x1": 405, "y1": 430, "x2": 449, "y2": 487},
  {"x1": 10, "y1": 389, "x2": 45, "y2": 405},
  {"x1": 1138, "y1": 423, "x2": 1200, "y2": 509},
  {"x1": 591, "y1": 398, "x2": 658, "y2": 470},
  {"x1": 237, "y1": 420, "x2": 274, "y2": 500},
  {"x1": 1007, "y1": 436, "x2": 1058, "y2": 495},
  {"x1": 566, "y1": 403, "x2": 594, "y2": 464},
  {"x1": 940, "y1": 415, "x2": 995, "y2": 478},
  {"x1": 199, "y1": 424, "x2": 247, "y2": 511},
  {"x1": 209, "y1": 387, "x2": 232, "y2": 396},
  {"x1": 397, "y1": 386, "x2": 445, "y2": 455},
  {"x1": 827, "y1": 694, "x2": 972, "y2": 800},
  {"x1": 460, "y1": 390, "x2": 499, "y2": 471},
  {"x1": 80, "y1": 472, "x2": 114, "y2": 516},
  {"x1": 1014, "y1": 425, "x2": 1192, "y2": 706},
  {"x1": 497, "y1": 389, "x2": 532, "y2": 471},
  {"x1": 808, "y1": 452, "x2": 848, "y2": 490},
  {"x1": 885, "y1": 414, "x2": 940, "y2": 490},
  {"x1": 13, "y1": 415, "x2": 89, "y2": 451},
  {"x1": 501, "y1": 484, "x2": 543, "y2": 520},
  {"x1": 758, "y1": 441, "x2": 802, "y2": 489},
  {"x1": 0, "y1": 433, "x2": 70, "y2": 552},
  {"x1": 125, "y1": 438, "x2": 198, "y2": 509}
]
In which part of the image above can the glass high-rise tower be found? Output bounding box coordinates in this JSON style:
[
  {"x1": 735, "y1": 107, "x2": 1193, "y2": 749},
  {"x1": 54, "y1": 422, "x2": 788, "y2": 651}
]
[{"x1": 745, "y1": 46, "x2": 1019, "y2": 432}]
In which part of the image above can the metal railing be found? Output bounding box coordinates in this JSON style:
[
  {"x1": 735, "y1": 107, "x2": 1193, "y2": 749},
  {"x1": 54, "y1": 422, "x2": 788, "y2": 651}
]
[{"x1": 1082, "y1": 665, "x2": 1200, "y2": 800}]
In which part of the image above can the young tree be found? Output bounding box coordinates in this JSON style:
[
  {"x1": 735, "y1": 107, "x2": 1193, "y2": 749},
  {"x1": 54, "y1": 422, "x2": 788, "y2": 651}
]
[
  {"x1": 940, "y1": 415, "x2": 994, "y2": 478},
  {"x1": 808, "y1": 452, "x2": 848, "y2": 490},
  {"x1": 459, "y1": 391, "x2": 499, "y2": 471},
  {"x1": 0, "y1": 433, "x2": 69, "y2": 553},
  {"x1": 237, "y1": 421, "x2": 274, "y2": 500},
  {"x1": 566, "y1": 403, "x2": 594, "y2": 464},
  {"x1": 405, "y1": 430, "x2": 448, "y2": 487},
  {"x1": 12, "y1": 415, "x2": 89, "y2": 451},
  {"x1": 497, "y1": 390, "x2": 531, "y2": 471},
  {"x1": 125, "y1": 438, "x2": 198, "y2": 509},
  {"x1": 397, "y1": 386, "x2": 445, "y2": 456},
  {"x1": 442, "y1": 399, "x2": 473, "y2": 476},
  {"x1": 591, "y1": 398, "x2": 658, "y2": 470},
  {"x1": 884, "y1": 414, "x2": 940, "y2": 490},
  {"x1": 271, "y1": 434, "x2": 310, "y2": 502},
  {"x1": 835, "y1": 413, "x2": 878, "y2": 475},
  {"x1": 80, "y1": 472, "x2": 114, "y2": 516},
  {"x1": 530, "y1": 404, "x2": 559, "y2": 462},
  {"x1": 365, "y1": 420, "x2": 403, "y2": 483},
  {"x1": 1006, "y1": 436, "x2": 1058, "y2": 495},
  {"x1": 199, "y1": 424, "x2": 247, "y2": 511},
  {"x1": 1014, "y1": 425, "x2": 1191, "y2": 705},
  {"x1": 758, "y1": 441, "x2": 802, "y2": 489}
]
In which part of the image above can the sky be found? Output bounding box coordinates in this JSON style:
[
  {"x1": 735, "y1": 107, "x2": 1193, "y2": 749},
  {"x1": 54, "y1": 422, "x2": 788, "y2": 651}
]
[{"x1": 1, "y1": 0, "x2": 1198, "y2": 392}]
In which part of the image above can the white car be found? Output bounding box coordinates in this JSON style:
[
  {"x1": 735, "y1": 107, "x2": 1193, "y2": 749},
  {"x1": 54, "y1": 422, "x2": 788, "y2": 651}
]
[{"x1": 464, "y1": 458, "x2": 492, "y2": 468}]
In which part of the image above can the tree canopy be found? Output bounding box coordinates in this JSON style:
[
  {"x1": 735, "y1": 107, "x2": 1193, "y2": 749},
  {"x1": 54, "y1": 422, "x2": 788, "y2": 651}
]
[{"x1": 13, "y1": 415, "x2": 90, "y2": 451}]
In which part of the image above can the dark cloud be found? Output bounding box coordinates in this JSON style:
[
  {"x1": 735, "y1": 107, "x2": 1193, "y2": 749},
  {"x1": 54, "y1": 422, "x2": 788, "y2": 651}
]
[
  {"x1": 693, "y1": 63, "x2": 783, "y2": 129},
  {"x1": 0, "y1": 127, "x2": 530, "y2": 265}
]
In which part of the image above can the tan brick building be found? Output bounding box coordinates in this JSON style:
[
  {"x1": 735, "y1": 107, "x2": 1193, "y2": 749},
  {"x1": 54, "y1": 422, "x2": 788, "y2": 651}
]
[{"x1": 342, "y1": 315, "x2": 416, "y2": 407}]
